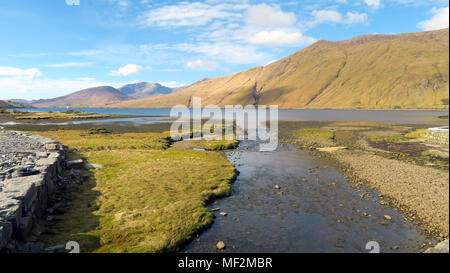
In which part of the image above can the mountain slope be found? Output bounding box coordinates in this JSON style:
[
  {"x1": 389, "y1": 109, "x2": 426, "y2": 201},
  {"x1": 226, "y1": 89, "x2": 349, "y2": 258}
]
[
  {"x1": 118, "y1": 82, "x2": 173, "y2": 99},
  {"x1": 0, "y1": 100, "x2": 26, "y2": 108},
  {"x1": 111, "y1": 29, "x2": 449, "y2": 109},
  {"x1": 32, "y1": 86, "x2": 130, "y2": 107}
]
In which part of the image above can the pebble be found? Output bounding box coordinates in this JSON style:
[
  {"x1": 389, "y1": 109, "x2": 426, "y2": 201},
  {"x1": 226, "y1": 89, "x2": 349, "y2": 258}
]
[{"x1": 216, "y1": 241, "x2": 226, "y2": 250}]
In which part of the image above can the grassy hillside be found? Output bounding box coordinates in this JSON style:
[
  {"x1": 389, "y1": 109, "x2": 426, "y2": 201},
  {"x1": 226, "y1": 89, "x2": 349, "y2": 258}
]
[{"x1": 110, "y1": 29, "x2": 449, "y2": 109}]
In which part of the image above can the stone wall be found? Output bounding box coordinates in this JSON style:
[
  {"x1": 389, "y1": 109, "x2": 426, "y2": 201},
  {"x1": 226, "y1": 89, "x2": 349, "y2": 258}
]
[
  {"x1": 0, "y1": 129, "x2": 65, "y2": 251},
  {"x1": 426, "y1": 126, "x2": 449, "y2": 145}
]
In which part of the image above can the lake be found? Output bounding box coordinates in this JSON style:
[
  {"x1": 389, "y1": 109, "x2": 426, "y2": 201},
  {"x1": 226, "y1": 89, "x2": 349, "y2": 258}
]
[{"x1": 14, "y1": 107, "x2": 449, "y2": 123}]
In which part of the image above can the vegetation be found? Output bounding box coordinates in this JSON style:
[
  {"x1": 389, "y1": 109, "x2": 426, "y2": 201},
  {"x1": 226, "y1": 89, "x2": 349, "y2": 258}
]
[
  {"x1": 279, "y1": 120, "x2": 449, "y2": 170},
  {"x1": 10, "y1": 110, "x2": 112, "y2": 120},
  {"x1": 29, "y1": 127, "x2": 237, "y2": 253}
]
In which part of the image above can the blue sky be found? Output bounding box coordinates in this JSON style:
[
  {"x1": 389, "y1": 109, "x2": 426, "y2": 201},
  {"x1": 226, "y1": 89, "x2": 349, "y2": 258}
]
[{"x1": 0, "y1": 0, "x2": 448, "y2": 100}]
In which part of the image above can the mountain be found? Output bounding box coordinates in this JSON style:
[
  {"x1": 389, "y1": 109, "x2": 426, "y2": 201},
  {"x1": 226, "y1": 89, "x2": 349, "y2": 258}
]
[
  {"x1": 30, "y1": 83, "x2": 177, "y2": 107},
  {"x1": 32, "y1": 86, "x2": 130, "y2": 107},
  {"x1": 118, "y1": 82, "x2": 173, "y2": 99},
  {"x1": 110, "y1": 29, "x2": 449, "y2": 109},
  {"x1": 0, "y1": 100, "x2": 29, "y2": 108},
  {"x1": 9, "y1": 99, "x2": 31, "y2": 104}
]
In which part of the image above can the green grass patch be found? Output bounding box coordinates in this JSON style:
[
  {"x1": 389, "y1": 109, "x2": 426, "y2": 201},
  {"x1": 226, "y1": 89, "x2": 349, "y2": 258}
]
[
  {"x1": 405, "y1": 128, "x2": 428, "y2": 139},
  {"x1": 29, "y1": 129, "x2": 237, "y2": 253},
  {"x1": 290, "y1": 127, "x2": 335, "y2": 147}
]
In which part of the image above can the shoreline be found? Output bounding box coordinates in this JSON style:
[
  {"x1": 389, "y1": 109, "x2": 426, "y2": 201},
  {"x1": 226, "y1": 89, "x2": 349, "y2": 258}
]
[{"x1": 311, "y1": 148, "x2": 448, "y2": 242}]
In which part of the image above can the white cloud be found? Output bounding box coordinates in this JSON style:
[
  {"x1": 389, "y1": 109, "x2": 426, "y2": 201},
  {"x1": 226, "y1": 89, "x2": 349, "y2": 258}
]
[
  {"x1": 79, "y1": 77, "x2": 96, "y2": 81},
  {"x1": 308, "y1": 10, "x2": 368, "y2": 26},
  {"x1": 187, "y1": 59, "x2": 219, "y2": 70},
  {"x1": 364, "y1": 0, "x2": 381, "y2": 9},
  {"x1": 138, "y1": 2, "x2": 246, "y2": 27},
  {"x1": 248, "y1": 31, "x2": 317, "y2": 47},
  {"x1": 175, "y1": 42, "x2": 271, "y2": 65},
  {"x1": 345, "y1": 12, "x2": 369, "y2": 23},
  {"x1": 245, "y1": 4, "x2": 297, "y2": 27},
  {"x1": 158, "y1": 81, "x2": 184, "y2": 88},
  {"x1": 110, "y1": 64, "x2": 143, "y2": 76},
  {"x1": 417, "y1": 7, "x2": 449, "y2": 31},
  {"x1": 264, "y1": 60, "x2": 278, "y2": 66},
  {"x1": 0, "y1": 66, "x2": 42, "y2": 79},
  {"x1": 45, "y1": 62, "x2": 91, "y2": 68}
]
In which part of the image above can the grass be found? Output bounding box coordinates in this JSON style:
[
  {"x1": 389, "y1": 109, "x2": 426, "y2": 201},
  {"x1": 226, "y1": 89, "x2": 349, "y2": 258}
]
[
  {"x1": 279, "y1": 120, "x2": 449, "y2": 170},
  {"x1": 405, "y1": 128, "x2": 428, "y2": 139},
  {"x1": 29, "y1": 128, "x2": 237, "y2": 253},
  {"x1": 42, "y1": 129, "x2": 172, "y2": 151},
  {"x1": 369, "y1": 134, "x2": 405, "y2": 143},
  {"x1": 290, "y1": 127, "x2": 335, "y2": 147},
  {"x1": 11, "y1": 110, "x2": 111, "y2": 120}
]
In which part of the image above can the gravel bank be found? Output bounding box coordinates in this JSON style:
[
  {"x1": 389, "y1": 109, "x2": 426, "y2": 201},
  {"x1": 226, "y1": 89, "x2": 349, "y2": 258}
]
[{"x1": 328, "y1": 149, "x2": 449, "y2": 240}]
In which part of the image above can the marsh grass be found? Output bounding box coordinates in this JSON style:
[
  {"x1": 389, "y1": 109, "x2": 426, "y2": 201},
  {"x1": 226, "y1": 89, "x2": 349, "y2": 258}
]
[
  {"x1": 29, "y1": 128, "x2": 237, "y2": 253},
  {"x1": 12, "y1": 110, "x2": 112, "y2": 120}
]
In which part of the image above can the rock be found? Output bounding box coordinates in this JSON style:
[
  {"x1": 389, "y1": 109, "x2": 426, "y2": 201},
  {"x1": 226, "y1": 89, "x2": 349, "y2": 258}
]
[
  {"x1": 275, "y1": 185, "x2": 280, "y2": 189},
  {"x1": 211, "y1": 208, "x2": 220, "y2": 212},
  {"x1": 425, "y1": 240, "x2": 449, "y2": 253},
  {"x1": 85, "y1": 163, "x2": 103, "y2": 169},
  {"x1": 383, "y1": 215, "x2": 392, "y2": 221},
  {"x1": 317, "y1": 147, "x2": 348, "y2": 152},
  {"x1": 216, "y1": 241, "x2": 226, "y2": 250},
  {"x1": 45, "y1": 244, "x2": 66, "y2": 253},
  {"x1": 219, "y1": 212, "x2": 228, "y2": 216},
  {"x1": 44, "y1": 143, "x2": 60, "y2": 151},
  {"x1": 66, "y1": 159, "x2": 84, "y2": 168}
]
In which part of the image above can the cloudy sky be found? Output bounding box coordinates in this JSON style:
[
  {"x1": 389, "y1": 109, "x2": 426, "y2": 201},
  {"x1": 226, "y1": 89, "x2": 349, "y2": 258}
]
[{"x1": 0, "y1": 0, "x2": 448, "y2": 100}]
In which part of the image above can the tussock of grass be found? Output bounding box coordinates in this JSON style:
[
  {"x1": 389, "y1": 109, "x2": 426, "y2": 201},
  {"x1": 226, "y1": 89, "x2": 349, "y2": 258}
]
[
  {"x1": 29, "y1": 129, "x2": 237, "y2": 253},
  {"x1": 369, "y1": 134, "x2": 405, "y2": 143},
  {"x1": 405, "y1": 128, "x2": 428, "y2": 139},
  {"x1": 290, "y1": 127, "x2": 335, "y2": 147}
]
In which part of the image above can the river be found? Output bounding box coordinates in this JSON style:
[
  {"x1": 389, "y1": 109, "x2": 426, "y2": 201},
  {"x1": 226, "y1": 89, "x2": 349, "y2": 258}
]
[{"x1": 184, "y1": 141, "x2": 435, "y2": 253}]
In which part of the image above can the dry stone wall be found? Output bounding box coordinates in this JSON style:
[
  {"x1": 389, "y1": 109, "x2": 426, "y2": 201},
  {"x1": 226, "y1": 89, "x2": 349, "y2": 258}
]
[
  {"x1": 426, "y1": 126, "x2": 449, "y2": 145},
  {"x1": 0, "y1": 127, "x2": 65, "y2": 251}
]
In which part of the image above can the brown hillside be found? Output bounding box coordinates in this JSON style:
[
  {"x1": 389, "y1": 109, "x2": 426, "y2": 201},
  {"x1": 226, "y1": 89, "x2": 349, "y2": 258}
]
[
  {"x1": 110, "y1": 29, "x2": 449, "y2": 109},
  {"x1": 33, "y1": 86, "x2": 130, "y2": 107}
]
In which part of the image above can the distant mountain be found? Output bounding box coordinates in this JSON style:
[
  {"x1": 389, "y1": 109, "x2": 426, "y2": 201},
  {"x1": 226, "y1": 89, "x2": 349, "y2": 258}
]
[
  {"x1": 0, "y1": 100, "x2": 29, "y2": 108},
  {"x1": 30, "y1": 82, "x2": 177, "y2": 107},
  {"x1": 118, "y1": 82, "x2": 173, "y2": 99},
  {"x1": 32, "y1": 86, "x2": 130, "y2": 107},
  {"x1": 110, "y1": 29, "x2": 449, "y2": 109},
  {"x1": 9, "y1": 99, "x2": 31, "y2": 104}
]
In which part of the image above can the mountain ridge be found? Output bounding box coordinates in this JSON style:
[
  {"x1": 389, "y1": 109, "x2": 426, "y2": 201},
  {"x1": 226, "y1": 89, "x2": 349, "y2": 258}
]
[
  {"x1": 31, "y1": 82, "x2": 178, "y2": 107},
  {"x1": 109, "y1": 29, "x2": 449, "y2": 110}
]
